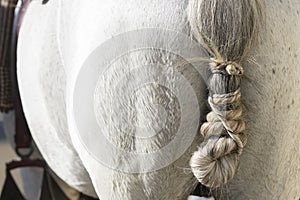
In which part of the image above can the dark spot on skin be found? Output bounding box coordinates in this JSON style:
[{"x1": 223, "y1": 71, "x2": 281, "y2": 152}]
[
  {"x1": 42, "y1": 0, "x2": 49, "y2": 4},
  {"x1": 272, "y1": 69, "x2": 275, "y2": 74},
  {"x1": 287, "y1": 105, "x2": 290, "y2": 109},
  {"x1": 288, "y1": 47, "x2": 291, "y2": 51},
  {"x1": 279, "y1": 0, "x2": 282, "y2": 3}
]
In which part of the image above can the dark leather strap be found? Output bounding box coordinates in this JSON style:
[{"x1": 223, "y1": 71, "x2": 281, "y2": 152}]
[
  {"x1": 0, "y1": 0, "x2": 18, "y2": 112},
  {"x1": 10, "y1": 0, "x2": 32, "y2": 157},
  {"x1": 7, "y1": 158, "x2": 45, "y2": 170}
]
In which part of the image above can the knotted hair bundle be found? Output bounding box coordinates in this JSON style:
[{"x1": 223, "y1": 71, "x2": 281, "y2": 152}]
[{"x1": 187, "y1": 0, "x2": 264, "y2": 187}]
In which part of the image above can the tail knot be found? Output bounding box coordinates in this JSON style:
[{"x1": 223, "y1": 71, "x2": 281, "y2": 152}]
[
  {"x1": 210, "y1": 59, "x2": 244, "y2": 76},
  {"x1": 190, "y1": 60, "x2": 246, "y2": 188}
]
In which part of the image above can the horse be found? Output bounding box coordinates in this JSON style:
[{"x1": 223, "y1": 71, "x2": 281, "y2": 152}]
[{"x1": 5, "y1": 0, "x2": 299, "y2": 199}]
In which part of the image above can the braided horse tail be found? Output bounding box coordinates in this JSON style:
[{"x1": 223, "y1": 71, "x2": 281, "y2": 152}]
[{"x1": 187, "y1": 0, "x2": 265, "y2": 187}]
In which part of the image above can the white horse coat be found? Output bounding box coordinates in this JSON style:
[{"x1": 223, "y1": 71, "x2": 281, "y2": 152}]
[{"x1": 17, "y1": 0, "x2": 300, "y2": 199}]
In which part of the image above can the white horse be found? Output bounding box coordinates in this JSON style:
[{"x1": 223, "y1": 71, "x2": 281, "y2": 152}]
[{"x1": 11, "y1": 0, "x2": 300, "y2": 199}]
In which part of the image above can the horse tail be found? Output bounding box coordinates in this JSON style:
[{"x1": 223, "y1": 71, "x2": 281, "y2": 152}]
[{"x1": 187, "y1": 0, "x2": 265, "y2": 187}]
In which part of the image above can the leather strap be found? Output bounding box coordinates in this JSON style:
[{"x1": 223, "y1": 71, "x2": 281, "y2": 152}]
[{"x1": 10, "y1": 0, "x2": 32, "y2": 157}]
